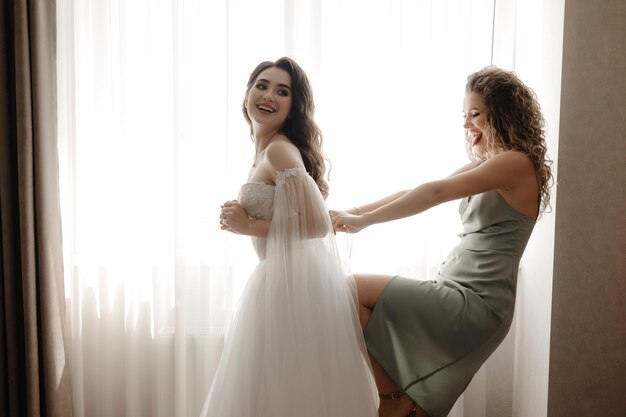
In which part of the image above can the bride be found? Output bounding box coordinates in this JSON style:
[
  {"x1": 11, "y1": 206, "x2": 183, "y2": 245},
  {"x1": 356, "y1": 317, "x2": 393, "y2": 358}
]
[{"x1": 201, "y1": 57, "x2": 378, "y2": 417}]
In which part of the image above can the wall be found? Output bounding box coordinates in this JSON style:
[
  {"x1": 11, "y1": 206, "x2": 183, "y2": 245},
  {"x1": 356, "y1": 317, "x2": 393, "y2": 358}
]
[{"x1": 548, "y1": 0, "x2": 626, "y2": 415}]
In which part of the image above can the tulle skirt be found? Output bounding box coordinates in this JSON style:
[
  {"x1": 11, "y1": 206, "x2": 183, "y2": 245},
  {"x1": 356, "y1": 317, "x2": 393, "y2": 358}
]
[{"x1": 200, "y1": 248, "x2": 378, "y2": 417}]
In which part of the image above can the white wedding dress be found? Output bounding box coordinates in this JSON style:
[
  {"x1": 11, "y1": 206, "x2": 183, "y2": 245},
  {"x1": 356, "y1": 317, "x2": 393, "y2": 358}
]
[{"x1": 200, "y1": 167, "x2": 378, "y2": 417}]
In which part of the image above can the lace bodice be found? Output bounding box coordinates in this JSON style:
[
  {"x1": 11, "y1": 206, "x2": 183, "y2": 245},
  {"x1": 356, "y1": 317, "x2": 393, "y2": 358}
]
[{"x1": 238, "y1": 182, "x2": 276, "y2": 259}]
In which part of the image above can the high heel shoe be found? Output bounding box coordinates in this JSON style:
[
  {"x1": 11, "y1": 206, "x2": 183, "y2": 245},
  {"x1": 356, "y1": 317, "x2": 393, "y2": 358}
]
[
  {"x1": 379, "y1": 390, "x2": 418, "y2": 417},
  {"x1": 379, "y1": 390, "x2": 405, "y2": 401}
]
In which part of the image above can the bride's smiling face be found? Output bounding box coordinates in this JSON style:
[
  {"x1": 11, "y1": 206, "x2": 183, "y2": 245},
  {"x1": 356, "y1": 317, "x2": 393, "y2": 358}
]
[{"x1": 245, "y1": 67, "x2": 293, "y2": 130}]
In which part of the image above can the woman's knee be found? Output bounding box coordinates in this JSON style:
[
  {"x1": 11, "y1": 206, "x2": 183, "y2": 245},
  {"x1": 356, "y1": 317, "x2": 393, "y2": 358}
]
[{"x1": 353, "y1": 273, "x2": 394, "y2": 308}]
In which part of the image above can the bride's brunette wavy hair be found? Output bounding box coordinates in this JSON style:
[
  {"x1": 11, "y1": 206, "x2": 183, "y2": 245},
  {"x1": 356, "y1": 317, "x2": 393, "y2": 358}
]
[
  {"x1": 466, "y1": 66, "x2": 554, "y2": 215},
  {"x1": 243, "y1": 57, "x2": 329, "y2": 199}
]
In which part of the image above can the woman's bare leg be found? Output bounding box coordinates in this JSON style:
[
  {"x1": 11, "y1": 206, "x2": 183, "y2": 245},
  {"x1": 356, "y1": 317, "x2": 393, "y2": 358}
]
[{"x1": 355, "y1": 274, "x2": 428, "y2": 417}]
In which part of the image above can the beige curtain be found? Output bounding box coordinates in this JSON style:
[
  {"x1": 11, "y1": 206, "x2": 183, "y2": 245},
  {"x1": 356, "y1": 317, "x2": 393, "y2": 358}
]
[{"x1": 0, "y1": 1, "x2": 73, "y2": 416}]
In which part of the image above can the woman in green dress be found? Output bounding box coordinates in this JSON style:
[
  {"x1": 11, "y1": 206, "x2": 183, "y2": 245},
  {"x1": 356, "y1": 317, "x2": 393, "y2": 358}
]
[{"x1": 331, "y1": 66, "x2": 553, "y2": 417}]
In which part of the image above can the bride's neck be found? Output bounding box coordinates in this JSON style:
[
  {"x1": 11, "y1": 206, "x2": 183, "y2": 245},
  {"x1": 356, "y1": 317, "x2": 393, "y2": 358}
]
[{"x1": 253, "y1": 129, "x2": 281, "y2": 154}]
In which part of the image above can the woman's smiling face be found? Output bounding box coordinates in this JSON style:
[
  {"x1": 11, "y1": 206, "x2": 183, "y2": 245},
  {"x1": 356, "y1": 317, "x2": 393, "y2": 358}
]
[
  {"x1": 463, "y1": 91, "x2": 489, "y2": 159},
  {"x1": 245, "y1": 66, "x2": 293, "y2": 130}
]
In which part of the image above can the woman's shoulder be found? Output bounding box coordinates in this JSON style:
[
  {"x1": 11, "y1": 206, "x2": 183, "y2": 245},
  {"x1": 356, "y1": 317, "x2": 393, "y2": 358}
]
[
  {"x1": 266, "y1": 135, "x2": 297, "y2": 151},
  {"x1": 489, "y1": 151, "x2": 539, "y2": 219},
  {"x1": 265, "y1": 137, "x2": 305, "y2": 172},
  {"x1": 483, "y1": 150, "x2": 535, "y2": 179},
  {"x1": 484, "y1": 151, "x2": 536, "y2": 185}
]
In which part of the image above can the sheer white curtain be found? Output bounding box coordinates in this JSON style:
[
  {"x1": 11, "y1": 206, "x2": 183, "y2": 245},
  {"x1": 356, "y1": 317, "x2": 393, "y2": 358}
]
[{"x1": 55, "y1": 1, "x2": 514, "y2": 416}]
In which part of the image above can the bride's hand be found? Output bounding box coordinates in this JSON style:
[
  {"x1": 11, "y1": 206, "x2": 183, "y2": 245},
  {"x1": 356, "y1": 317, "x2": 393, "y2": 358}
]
[{"x1": 220, "y1": 200, "x2": 252, "y2": 234}]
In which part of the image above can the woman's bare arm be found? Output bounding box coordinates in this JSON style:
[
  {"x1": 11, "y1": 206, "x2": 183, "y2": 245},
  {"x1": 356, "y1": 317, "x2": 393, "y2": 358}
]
[
  {"x1": 339, "y1": 161, "x2": 479, "y2": 216},
  {"x1": 333, "y1": 151, "x2": 533, "y2": 232}
]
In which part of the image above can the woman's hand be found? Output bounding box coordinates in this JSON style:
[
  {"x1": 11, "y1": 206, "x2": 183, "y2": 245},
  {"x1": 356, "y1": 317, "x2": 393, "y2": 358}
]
[
  {"x1": 331, "y1": 211, "x2": 368, "y2": 234},
  {"x1": 329, "y1": 209, "x2": 349, "y2": 223},
  {"x1": 329, "y1": 206, "x2": 360, "y2": 221},
  {"x1": 220, "y1": 200, "x2": 253, "y2": 234},
  {"x1": 329, "y1": 209, "x2": 355, "y2": 233}
]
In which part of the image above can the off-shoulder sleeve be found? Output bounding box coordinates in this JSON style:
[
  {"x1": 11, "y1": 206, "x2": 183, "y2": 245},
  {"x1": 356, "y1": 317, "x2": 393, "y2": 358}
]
[
  {"x1": 260, "y1": 166, "x2": 378, "y2": 414},
  {"x1": 269, "y1": 166, "x2": 332, "y2": 242},
  {"x1": 200, "y1": 166, "x2": 379, "y2": 417}
]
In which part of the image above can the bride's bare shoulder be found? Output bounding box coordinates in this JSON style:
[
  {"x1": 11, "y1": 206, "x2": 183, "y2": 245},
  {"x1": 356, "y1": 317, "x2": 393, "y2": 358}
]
[{"x1": 265, "y1": 138, "x2": 304, "y2": 172}]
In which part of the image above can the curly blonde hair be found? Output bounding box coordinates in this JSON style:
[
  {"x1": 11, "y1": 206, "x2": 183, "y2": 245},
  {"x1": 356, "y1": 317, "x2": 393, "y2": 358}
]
[
  {"x1": 466, "y1": 66, "x2": 553, "y2": 215},
  {"x1": 243, "y1": 57, "x2": 329, "y2": 199}
]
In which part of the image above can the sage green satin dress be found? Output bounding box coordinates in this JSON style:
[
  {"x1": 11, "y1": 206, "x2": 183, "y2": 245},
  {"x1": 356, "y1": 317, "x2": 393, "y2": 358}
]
[{"x1": 364, "y1": 190, "x2": 535, "y2": 417}]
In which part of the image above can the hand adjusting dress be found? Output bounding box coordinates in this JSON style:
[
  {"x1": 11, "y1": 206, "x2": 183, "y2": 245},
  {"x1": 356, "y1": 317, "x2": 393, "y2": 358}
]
[
  {"x1": 364, "y1": 190, "x2": 535, "y2": 417},
  {"x1": 200, "y1": 167, "x2": 378, "y2": 417}
]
